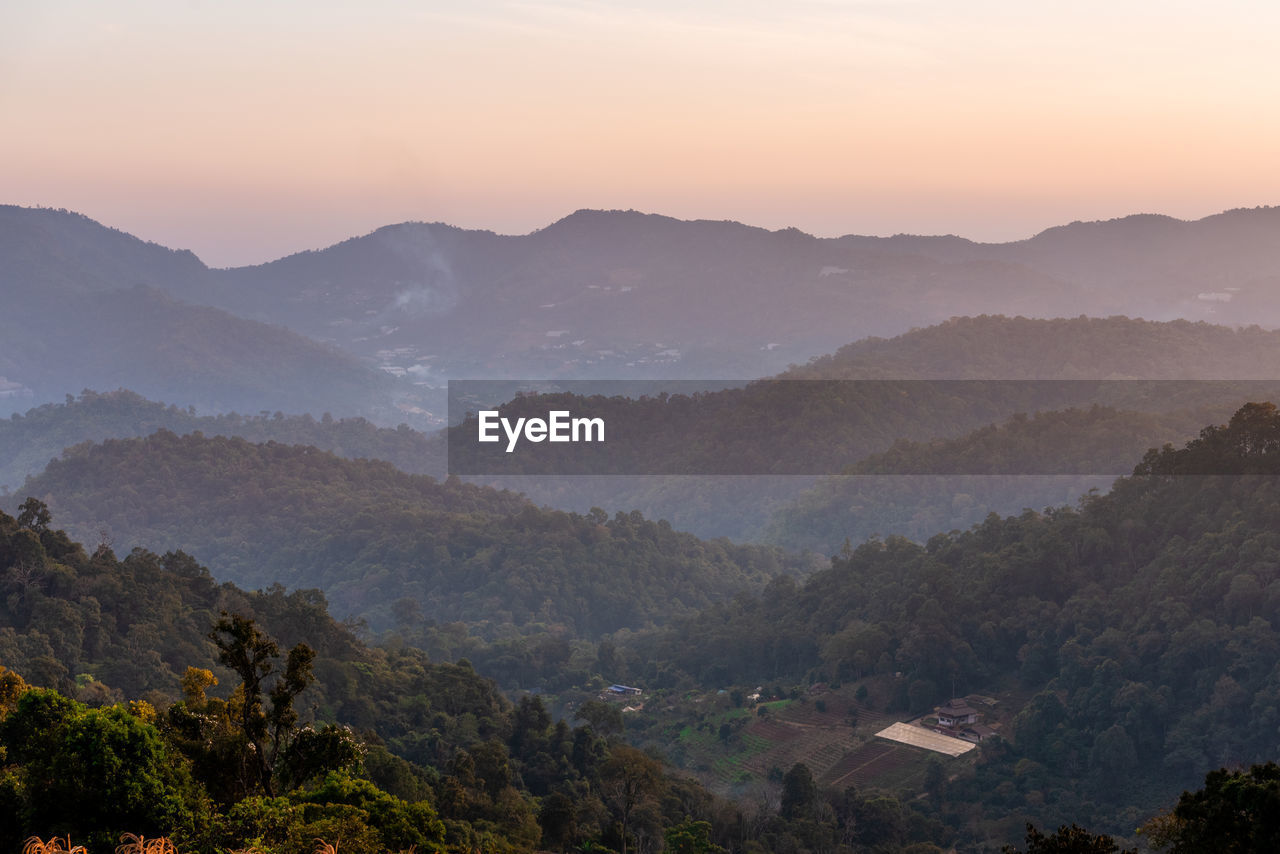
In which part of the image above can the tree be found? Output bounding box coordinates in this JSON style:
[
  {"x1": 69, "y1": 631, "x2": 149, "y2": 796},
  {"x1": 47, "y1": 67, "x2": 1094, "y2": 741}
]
[
  {"x1": 0, "y1": 689, "x2": 205, "y2": 853},
  {"x1": 279, "y1": 723, "x2": 364, "y2": 791},
  {"x1": 1002, "y1": 822, "x2": 1136, "y2": 854},
  {"x1": 208, "y1": 612, "x2": 315, "y2": 797},
  {"x1": 923, "y1": 756, "x2": 946, "y2": 804},
  {"x1": 291, "y1": 771, "x2": 446, "y2": 852},
  {"x1": 853, "y1": 795, "x2": 904, "y2": 849},
  {"x1": 780, "y1": 762, "x2": 818, "y2": 821},
  {"x1": 575, "y1": 698, "x2": 624, "y2": 739},
  {"x1": 1138, "y1": 762, "x2": 1280, "y2": 852},
  {"x1": 539, "y1": 791, "x2": 578, "y2": 851},
  {"x1": 600, "y1": 745, "x2": 664, "y2": 854},
  {"x1": 1089, "y1": 724, "x2": 1138, "y2": 792},
  {"x1": 511, "y1": 694, "x2": 552, "y2": 759},
  {"x1": 665, "y1": 819, "x2": 726, "y2": 854},
  {"x1": 0, "y1": 664, "x2": 29, "y2": 718},
  {"x1": 16, "y1": 497, "x2": 51, "y2": 533}
]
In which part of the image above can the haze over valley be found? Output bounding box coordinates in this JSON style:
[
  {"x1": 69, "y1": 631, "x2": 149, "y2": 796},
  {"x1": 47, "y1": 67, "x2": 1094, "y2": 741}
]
[
  {"x1": 8, "y1": 0, "x2": 1280, "y2": 850},
  {"x1": 8, "y1": 204, "x2": 1280, "y2": 427}
]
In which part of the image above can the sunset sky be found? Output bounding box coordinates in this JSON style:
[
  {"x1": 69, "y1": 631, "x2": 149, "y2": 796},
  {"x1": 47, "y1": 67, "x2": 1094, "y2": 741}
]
[{"x1": 4, "y1": 0, "x2": 1279, "y2": 266}]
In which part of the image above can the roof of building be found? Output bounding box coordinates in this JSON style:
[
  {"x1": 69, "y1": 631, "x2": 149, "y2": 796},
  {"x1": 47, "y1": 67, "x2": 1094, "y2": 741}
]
[
  {"x1": 937, "y1": 699, "x2": 980, "y2": 717},
  {"x1": 876, "y1": 722, "x2": 975, "y2": 757}
]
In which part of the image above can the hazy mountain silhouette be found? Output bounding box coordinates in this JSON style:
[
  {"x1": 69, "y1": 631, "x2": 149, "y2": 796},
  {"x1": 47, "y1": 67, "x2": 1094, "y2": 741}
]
[
  {"x1": 6, "y1": 204, "x2": 1280, "y2": 422},
  {"x1": 0, "y1": 206, "x2": 395, "y2": 419},
  {"x1": 203, "y1": 206, "x2": 1280, "y2": 384},
  {"x1": 784, "y1": 314, "x2": 1280, "y2": 380},
  {"x1": 474, "y1": 316, "x2": 1280, "y2": 542}
]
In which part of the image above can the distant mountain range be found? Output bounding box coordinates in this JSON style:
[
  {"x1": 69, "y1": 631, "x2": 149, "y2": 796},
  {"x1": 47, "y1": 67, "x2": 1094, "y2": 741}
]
[
  {"x1": 4, "y1": 204, "x2": 1280, "y2": 424},
  {"x1": 472, "y1": 315, "x2": 1280, "y2": 541},
  {"x1": 195, "y1": 206, "x2": 1280, "y2": 383},
  {"x1": 10, "y1": 316, "x2": 1280, "y2": 548},
  {"x1": 0, "y1": 388, "x2": 445, "y2": 495},
  {"x1": 0, "y1": 207, "x2": 394, "y2": 420}
]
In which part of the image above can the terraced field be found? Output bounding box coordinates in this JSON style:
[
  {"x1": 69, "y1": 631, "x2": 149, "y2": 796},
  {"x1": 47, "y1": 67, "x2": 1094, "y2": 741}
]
[
  {"x1": 666, "y1": 684, "x2": 961, "y2": 795},
  {"x1": 740, "y1": 720, "x2": 853, "y2": 781},
  {"x1": 735, "y1": 695, "x2": 872, "y2": 782},
  {"x1": 821, "y1": 741, "x2": 910, "y2": 789}
]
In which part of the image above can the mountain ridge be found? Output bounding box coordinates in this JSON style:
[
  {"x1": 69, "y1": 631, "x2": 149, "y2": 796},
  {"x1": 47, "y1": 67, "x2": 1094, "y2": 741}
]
[{"x1": 6, "y1": 203, "x2": 1280, "y2": 424}]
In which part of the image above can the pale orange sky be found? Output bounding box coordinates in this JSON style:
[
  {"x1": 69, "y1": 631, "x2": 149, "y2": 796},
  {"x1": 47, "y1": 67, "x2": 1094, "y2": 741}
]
[{"x1": 3, "y1": 1, "x2": 1278, "y2": 266}]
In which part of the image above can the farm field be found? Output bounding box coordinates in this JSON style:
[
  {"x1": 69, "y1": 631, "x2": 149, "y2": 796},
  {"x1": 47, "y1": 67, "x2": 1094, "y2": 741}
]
[{"x1": 655, "y1": 682, "x2": 988, "y2": 797}]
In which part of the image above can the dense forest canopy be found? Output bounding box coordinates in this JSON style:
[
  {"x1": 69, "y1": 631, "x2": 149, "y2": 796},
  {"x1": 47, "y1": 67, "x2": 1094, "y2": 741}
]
[
  {"x1": 7, "y1": 404, "x2": 1280, "y2": 850},
  {"x1": 0, "y1": 502, "x2": 770, "y2": 853},
  {"x1": 9, "y1": 301, "x2": 1280, "y2": 849},
  {"x1": 0, "y1": 389, "x2": 445, "y2": 494},
  {"x1": 12, "y1": 430, "x2": 807, "y2": 640},
  {"x1": 785, "y1": 315, "x2": 1280, "y2": 381},
  {"x1": 596, "y1": 402, "x2": 1280, "y2": 841},
  {"x1": 763, "y1": 404, "x2": 1224, "y2": 554}
]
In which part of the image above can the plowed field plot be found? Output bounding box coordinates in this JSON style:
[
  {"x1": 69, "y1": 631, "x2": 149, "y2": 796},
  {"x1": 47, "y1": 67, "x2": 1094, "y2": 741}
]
[
  {"x1": 821, "y1": 741, "x2": 909, "y2": 789},
  {"x1": 678, "y1": 694, "x2": 927, "y2": 792},
  {"x1": 739, "y1": 721, "x2": 856, "y2": 781}
]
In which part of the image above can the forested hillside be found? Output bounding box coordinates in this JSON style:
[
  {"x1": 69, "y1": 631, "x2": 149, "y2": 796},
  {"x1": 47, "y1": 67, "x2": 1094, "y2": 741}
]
[
  {"x1": 12, "y1": 206, "x2": 1280, "y2": 423},
  {"x1": 461, "y1": 316, "x2": 1280, "y2": 541},
  {"x1": 8, "y1": 405, "x2": 1280, "y2": 850},
  {"x1": 0, "y1": 503, "x2": 765, "y2": 854},
  {"x1": 12, "y1": 431, "x2": 806, "y2": 638},
  {"x1": 608, "y1": 402, "x2": 1280, "y2": 840},
  {"x1": 785, "y1": 314, "x2": 1280, "y2": 380},
  {"x1": 763, "y1": 404, "x2": 1220, "y2": 554},
  {"x1": 0, "y1": 388, "x2": 445, "y2": 493}
]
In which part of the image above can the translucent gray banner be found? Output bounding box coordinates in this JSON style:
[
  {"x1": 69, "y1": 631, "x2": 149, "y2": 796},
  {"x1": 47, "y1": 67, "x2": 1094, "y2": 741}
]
[{"x1": 446, "y1": 379, "x2": 1280, "y2": 475}]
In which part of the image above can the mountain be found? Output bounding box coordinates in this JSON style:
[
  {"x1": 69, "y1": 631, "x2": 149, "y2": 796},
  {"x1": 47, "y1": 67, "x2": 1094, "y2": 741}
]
[
  {"x1": 761, "y1": 404, "x2": 1220, "y2": 554},
  {"x1": 0, "y1": 504, "x2": 749, "y2": 854},
  {"x1": 619, "y1": 401, "x2": 1280, "y2": 841},
  {"x1": 459, "y1": 316, "x2": 1280, "y2": 544},
  {"x1": 8, "y1": 205, "x2": 1280, "y2": 425},
  {"x1": 0, "y1": 205, "x2": 208, "y2": 301},
  {"x1": 198, "y1": 207, "x2": 1280, "y2": 382},
  {"x1": 0, "y1": 206, "x2": 398, "y2": 420},
  {"x1": 785, "y1": 314, "x2": 1280, "y2": 380},
  {"x1": 11, "y1": 430, "x2": 809, "y2": 638},
  {"x1": 1001, "y1": 208, "x2": 1280, "y2": 315},
  {"x1": 0, "y1": 388, "x2": 445, "y2": 494},
  {"x1": 8, "y1": 319, "x2": 1274, "y2": 546}
]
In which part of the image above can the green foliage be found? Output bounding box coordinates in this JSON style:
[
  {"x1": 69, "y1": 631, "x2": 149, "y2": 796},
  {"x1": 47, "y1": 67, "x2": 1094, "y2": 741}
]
[
  {"x1": 206, "y1": 612, "x2": 316, "y2": 798},
  {"x1": 620, "y1": 402, "x2": 1280, "y2": 840},
  {"x1": 1136, "y1": 401, "x2": 1280, "y2": 475},
  {"x1": 779, "y1": 762, "x2": 817, "y2": 821},
  {"x1": 0, "y1": 507, "x2": 762, "y2": 853},
  {"x1": 766, "y1": 405, "x2": 1216, "y2": 554},
  {"x1": 292, "y1": 771, "x2": 446, "y2": 851},
  {"x1": 14, "y1": 430, "x2": 802, "y2": 641},
  {"x1": 0, "y1": 689, "x2": 207, "y2": 853},
  {"x1": 664, "y1": 818, "x2": 725, "y2": 854},
  {"x1": 575, "y1": 699, "x2": 625, "y2": 740},
  {"x1": 279, "y1": 724, "x2": 365, "y2": 792},
  {"x1": 599, "y1": 745, "x2": 665, "y2": 854},
  {"x1": 1002, "y1": 823, "x2": 1136, "y2": 853},
  {"x1": 0, "y1": 388, "x2": 446, "y2": 493},
  {"x1": 19, "y1": 386, "x2": 1280, "y2": 851},
  {"x1": 1145, "y1": 762, "x2": 1280, "y2": 852}
]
